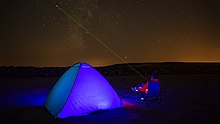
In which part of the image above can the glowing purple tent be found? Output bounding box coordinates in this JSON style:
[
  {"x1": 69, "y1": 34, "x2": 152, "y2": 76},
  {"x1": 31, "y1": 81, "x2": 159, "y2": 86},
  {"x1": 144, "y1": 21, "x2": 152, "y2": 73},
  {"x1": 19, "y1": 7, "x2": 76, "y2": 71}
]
[{"x1": 44, "y1": 62, "x2": 123, "y2": 118}]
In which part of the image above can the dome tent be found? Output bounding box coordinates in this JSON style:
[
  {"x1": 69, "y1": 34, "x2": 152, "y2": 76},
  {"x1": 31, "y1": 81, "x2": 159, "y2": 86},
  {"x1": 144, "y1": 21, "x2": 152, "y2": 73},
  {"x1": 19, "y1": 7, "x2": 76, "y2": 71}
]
[{"x1": 44, "y1": 62, "x2": 123, "y2": 118}]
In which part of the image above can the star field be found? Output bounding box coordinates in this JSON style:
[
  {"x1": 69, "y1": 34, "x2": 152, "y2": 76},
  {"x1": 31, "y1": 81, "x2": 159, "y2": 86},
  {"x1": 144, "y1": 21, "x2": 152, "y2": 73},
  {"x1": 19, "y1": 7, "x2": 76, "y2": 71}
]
[{"x1": 0, "y1": 0, "x2": 220, "y2": 67}]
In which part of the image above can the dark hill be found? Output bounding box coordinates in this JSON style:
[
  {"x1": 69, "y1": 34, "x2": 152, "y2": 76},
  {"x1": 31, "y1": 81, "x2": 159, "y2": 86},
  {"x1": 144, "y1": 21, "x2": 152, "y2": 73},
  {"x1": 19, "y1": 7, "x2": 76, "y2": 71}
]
[{"x1": 0, "y1": 62, "x2": 220, "y2": 77}]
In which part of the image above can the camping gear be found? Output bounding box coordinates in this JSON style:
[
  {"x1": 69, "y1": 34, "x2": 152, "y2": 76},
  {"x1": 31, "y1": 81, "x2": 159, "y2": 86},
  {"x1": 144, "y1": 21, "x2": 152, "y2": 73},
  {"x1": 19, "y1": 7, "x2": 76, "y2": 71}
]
[
  {"x1": 44, "y1": 62, "x2": 123, "y2": 118},
  {"x1": 143, "y1": 81, "x2": 161, "y2": 104}
]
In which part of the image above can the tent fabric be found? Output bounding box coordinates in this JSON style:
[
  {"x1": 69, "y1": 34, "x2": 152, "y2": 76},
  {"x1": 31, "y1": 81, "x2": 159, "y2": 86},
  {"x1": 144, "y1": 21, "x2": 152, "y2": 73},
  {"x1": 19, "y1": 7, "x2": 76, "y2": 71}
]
[{"x1": 44, "y1": 62, "x2": 123, "y2": 118}]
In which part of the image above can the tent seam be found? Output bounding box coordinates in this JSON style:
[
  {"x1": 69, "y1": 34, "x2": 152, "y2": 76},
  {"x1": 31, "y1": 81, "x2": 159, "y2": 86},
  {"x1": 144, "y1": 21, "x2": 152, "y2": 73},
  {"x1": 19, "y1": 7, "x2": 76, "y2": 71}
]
[{"x1": 55, "y1": 62, "x2": 81, "y2": 118}]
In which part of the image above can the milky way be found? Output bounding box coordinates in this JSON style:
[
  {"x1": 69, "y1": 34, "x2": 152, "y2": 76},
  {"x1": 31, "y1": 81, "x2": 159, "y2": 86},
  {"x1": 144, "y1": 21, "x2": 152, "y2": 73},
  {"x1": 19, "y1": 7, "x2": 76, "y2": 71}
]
[{"x1": 0, "y1": 0, "x2": 220, "y2": 67}]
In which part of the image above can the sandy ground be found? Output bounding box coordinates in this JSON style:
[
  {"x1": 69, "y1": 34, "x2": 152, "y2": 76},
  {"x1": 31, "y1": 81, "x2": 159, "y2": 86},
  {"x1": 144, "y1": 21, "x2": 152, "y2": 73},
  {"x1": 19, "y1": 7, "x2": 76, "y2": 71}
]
[{"x1": 0, "y1": 74, "x2": 220, "y2": 123}]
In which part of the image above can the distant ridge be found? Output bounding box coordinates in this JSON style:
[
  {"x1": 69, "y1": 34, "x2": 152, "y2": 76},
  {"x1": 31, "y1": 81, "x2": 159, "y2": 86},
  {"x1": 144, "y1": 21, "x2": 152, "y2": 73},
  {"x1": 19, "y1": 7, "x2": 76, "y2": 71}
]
[
  {"x1": 0, "y1": 62, "x2": 220, "y2": 77},
  {"x1": 105, "y1": 62, "x2": 220, "y2": 66}
]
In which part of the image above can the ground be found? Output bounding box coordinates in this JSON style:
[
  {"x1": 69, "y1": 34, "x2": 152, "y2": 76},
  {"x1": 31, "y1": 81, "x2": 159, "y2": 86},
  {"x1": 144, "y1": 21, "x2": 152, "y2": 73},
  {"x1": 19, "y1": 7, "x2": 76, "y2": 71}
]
[{"x1": 0, "y1": 74, "x2": 220, "y2": 123}]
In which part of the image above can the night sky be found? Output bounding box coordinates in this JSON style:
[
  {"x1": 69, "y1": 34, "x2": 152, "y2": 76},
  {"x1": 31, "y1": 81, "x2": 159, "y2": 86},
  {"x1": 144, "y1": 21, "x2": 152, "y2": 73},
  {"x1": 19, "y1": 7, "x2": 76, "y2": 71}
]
[{"x1": 1, "y1": 0, "x2": 220, "y2": 67}]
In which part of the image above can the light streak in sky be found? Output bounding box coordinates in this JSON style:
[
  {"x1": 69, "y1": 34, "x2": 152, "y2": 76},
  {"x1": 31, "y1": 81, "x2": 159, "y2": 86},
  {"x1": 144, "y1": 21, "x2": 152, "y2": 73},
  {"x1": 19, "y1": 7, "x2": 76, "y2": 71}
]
[{"x1": 55, "y1": 5, "x2": 147, "y2": 81}]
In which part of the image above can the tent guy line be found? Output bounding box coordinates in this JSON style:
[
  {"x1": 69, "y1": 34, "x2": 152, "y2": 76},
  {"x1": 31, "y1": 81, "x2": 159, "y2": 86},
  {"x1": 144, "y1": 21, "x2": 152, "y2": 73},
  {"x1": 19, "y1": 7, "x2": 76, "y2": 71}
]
[{"x1": 55, "y1": 4, "x2": 147, "y2": 81}]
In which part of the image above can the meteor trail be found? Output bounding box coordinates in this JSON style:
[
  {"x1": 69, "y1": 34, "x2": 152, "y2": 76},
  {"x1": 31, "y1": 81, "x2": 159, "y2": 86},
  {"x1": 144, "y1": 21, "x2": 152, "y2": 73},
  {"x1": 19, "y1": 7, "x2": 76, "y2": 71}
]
[{"x1": 55, "y1": 5, "x2": 147, "y2": 81}]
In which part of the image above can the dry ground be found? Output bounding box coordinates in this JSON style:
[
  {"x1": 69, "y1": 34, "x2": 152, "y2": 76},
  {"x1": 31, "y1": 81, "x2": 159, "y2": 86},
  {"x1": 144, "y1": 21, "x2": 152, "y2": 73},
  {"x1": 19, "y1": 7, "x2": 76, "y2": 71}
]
[{"x1": 0, "y1": 74, "x2": 220, "y2": 123}]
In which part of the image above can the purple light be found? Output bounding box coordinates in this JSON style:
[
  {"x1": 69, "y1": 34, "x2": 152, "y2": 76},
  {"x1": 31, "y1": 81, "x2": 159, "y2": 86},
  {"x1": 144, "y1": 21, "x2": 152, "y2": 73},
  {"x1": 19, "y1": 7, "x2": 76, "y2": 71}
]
[{"x1": 45, "y1": 62, "x2": 123, "y2": 118}]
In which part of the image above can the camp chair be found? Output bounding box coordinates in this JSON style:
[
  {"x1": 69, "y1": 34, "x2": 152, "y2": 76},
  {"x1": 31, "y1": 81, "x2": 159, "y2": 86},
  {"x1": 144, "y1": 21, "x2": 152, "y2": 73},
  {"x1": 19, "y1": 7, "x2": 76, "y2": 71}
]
[{"x1": 144, "y1": 81, "x2": 161, "y2": 105}]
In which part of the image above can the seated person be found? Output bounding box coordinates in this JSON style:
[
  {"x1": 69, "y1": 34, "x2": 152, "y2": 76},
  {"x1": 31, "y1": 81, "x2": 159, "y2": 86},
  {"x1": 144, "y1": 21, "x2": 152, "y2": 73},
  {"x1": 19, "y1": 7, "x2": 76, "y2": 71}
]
[{"x1": 131, "y1": 72, "x2": 160, "y2": 102}]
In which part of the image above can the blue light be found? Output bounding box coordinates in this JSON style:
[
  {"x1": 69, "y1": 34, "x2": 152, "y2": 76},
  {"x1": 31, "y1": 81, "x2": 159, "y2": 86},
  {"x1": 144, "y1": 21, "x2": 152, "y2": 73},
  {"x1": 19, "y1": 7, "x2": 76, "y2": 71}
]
[
  {"x1": 44, "y1": 63, "x2": 80, "y2": 117},
  {"x1": 44, "y1": 62, "x2": 123, "y2": 118}
]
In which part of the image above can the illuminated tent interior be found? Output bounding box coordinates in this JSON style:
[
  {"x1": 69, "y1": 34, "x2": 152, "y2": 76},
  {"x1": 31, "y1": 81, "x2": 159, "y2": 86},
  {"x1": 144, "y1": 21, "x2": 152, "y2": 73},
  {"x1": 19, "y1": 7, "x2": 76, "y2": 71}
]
[{"x1": 44, "y1": 62, "x2": 123, "y2": 118}]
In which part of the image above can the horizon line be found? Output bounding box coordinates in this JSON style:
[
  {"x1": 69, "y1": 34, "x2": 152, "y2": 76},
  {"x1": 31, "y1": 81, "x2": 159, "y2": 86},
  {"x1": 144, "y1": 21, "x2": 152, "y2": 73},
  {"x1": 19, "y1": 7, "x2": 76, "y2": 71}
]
[{"x1": 1, "y1": 61, "x2": 220, "y2": 68}]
